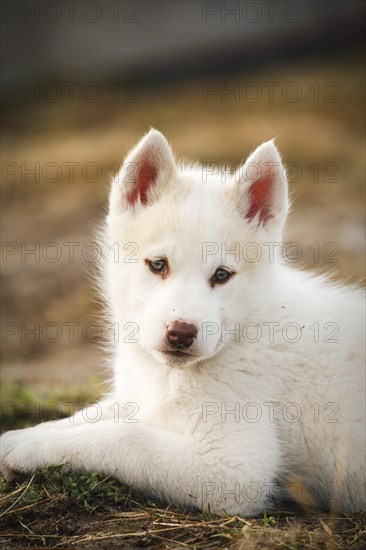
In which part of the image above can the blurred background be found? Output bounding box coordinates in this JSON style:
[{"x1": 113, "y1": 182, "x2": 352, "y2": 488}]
[{"x1": 1, "y1": 0, "x2": 365, "y2": 422}]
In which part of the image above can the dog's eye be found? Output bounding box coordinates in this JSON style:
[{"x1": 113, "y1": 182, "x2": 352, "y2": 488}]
[
  {"x1": 212, "y1": 267, "x2": 233, "y2": 285},
  {"x1": 146, "y1": 258, "x2": 168, "y2": 275}
]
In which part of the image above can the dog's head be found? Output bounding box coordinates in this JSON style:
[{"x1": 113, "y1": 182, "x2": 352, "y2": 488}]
[{"x1": 105, "y1": 129, "x2": 288, "y2": 367}]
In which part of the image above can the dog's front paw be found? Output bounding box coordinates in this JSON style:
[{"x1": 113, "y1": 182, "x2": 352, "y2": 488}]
[
  {"x1": 1, "y1": 430, "x2": 29, "y2": 479},
  {"x1": 0, "y1": 427, "x2": 53, "y2": 480}
]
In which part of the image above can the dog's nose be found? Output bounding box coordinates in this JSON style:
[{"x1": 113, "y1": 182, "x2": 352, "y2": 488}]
[{"x1": 166, "y1": 321, "x2": 198, "y2": 350}]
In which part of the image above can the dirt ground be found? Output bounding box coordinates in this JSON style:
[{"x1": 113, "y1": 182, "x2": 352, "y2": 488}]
[{"x1": 1, "y1": 468, "x2": 365, "y2": 549}]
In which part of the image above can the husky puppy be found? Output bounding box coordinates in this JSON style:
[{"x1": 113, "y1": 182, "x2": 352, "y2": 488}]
[{"x1": 1, "y1": 130, "x2": 365, "y2": 515}]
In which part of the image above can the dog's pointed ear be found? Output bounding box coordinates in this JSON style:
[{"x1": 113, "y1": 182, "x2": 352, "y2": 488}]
[
  {"x1": 232, "y1": 140, "x2": 289, "y2": 237},
  {"x1": 109, "y1": 129, "x2": 176, "y2": 215}
]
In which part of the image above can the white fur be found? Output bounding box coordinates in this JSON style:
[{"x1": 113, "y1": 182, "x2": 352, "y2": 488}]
[{"x1": 1, "y1": 130, "x2": 365, "y2": 515}]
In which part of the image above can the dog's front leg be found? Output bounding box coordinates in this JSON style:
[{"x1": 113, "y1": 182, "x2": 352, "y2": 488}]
[
  {"x1": 28, "y1": 397, "x2": 124, "y2": 430},
  {"x1": 0, "y1": 397, "x2": 129, "y2": 477},
  {"x1": 1, "y1": 420, "x2": 277, "y2": 516}
]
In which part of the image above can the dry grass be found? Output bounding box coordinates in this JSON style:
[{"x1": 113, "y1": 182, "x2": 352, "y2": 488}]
[{"x1": 1, "y1": 469, "x2": 365, "y2": 549}]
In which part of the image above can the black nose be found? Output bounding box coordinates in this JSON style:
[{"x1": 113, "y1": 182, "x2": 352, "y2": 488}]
[{"x1": 166, "y1": 321, "x2": 198, "y2": 350}]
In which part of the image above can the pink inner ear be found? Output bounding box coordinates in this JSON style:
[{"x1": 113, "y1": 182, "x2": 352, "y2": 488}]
[
  {"x1": 245, "y1": 175, "x2": 272, "y2": 223},
  {"x1": 127, "y1": 162, "x2": 158, "y2": 206}
]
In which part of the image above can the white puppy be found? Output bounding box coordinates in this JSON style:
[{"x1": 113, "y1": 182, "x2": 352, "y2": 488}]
[{"x1": 1, "y1": 130, "x2": 365, "y2": 515}]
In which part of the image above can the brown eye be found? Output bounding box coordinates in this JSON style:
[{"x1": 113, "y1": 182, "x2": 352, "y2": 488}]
[
  {"x1": 146, "y1": 258, "x2": 168, "y2": 275},
  {"x1": 212, "y1": 267, "x2": 233, "y2": 285}
]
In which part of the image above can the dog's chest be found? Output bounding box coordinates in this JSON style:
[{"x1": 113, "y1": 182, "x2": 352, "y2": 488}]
[{"x1": 137, "y1": 372, "x2": 201, "y2": 434}]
